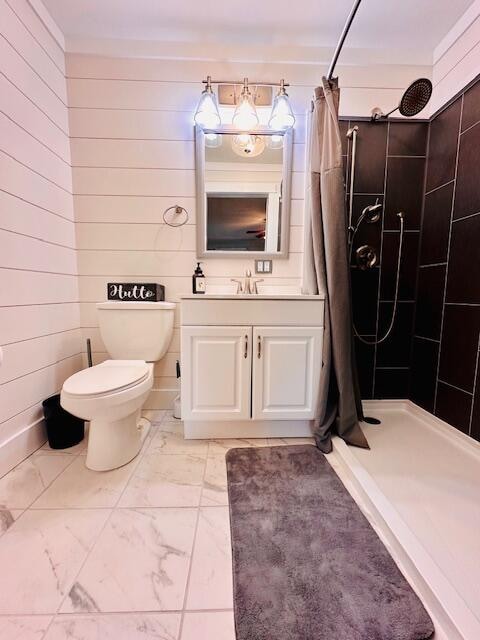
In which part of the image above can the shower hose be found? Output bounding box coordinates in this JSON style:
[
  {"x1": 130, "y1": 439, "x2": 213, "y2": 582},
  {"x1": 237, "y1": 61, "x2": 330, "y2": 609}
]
[{"x1": 349, "y1": 212, "x2": 405, "y2": 346}]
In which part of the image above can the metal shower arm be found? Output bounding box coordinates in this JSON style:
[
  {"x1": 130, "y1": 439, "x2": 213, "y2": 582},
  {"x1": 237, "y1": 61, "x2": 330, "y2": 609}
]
[{"x1": 327, "y1": 0, "x2": 363, "y2": 81}]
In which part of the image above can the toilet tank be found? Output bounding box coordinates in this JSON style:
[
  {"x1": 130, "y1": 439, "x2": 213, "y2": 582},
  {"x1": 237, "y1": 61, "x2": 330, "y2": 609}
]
[{"x1": 96, "y1": 301, "x2": 176, "y2": 362}]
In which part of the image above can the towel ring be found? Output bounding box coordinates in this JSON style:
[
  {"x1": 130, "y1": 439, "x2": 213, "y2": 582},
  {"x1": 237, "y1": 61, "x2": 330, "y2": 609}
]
[{"x1": 163, "y1": 205, "x2": 189, "y2": 227}]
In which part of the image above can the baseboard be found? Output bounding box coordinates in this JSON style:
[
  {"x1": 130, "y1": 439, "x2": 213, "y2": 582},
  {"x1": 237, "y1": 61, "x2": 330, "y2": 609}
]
[
  {"x1": 184, "y1": 419, "x2": 313, "y2": 439},
  {"x1": 144, "y1": 388, "x2": 178, "y2": 411},
  {"x1": 0, "y1": 418, "x2": 47, "y2": 478}
]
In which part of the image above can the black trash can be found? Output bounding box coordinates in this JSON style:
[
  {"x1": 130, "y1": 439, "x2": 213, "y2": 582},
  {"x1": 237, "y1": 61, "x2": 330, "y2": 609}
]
[{"x1": 42, "y1": 394, "x2": 84, "y2": 449}]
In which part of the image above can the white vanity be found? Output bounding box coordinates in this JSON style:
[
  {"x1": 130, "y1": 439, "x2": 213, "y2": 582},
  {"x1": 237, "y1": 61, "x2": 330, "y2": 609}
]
[{"x1": 180, "y1": 294, "x2": 325, "y2": 439}]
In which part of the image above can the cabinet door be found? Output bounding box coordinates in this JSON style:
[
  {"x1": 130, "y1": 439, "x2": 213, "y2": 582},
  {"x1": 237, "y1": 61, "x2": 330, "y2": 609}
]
[
  {"x1": 252, "y1": 326, "x2": 323, "y2": 420},
  {"x1": 181, "y1": 326, "x2": 252, "y2": 421}
]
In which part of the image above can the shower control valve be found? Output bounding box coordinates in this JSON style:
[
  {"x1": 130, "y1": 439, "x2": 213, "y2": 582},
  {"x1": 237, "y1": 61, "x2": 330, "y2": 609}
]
[{"x1": 356, "y1": 245, "x2": 378, "y2": 270}]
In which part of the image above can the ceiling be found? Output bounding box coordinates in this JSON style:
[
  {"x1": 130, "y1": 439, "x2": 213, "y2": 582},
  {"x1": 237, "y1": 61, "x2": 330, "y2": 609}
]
[{"x1": 43, "y1": 0, "x2": 474, "y2": 60}]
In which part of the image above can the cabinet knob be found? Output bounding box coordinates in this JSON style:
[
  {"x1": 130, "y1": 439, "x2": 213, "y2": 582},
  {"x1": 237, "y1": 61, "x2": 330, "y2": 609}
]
[
  {"x1": 244, "y1": 334, "x2": 248, "y2": 358},
  {"x1": 257, "y1": 335, "x2": 262, "y2": 358}
]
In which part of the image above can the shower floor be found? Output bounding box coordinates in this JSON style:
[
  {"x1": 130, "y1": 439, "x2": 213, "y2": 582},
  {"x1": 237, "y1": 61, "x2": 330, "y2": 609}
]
[{"x1": 330, "y1": 401, "x2": 480, "y2": 640}]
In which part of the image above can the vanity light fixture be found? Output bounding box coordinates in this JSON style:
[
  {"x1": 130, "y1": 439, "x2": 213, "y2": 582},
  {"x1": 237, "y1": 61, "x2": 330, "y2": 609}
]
[
  {"x1": 194, "y1": 76, "x2": 221, "y2": 128},
  {"x1": 232, "y1": 78, "x2": 259, "y2": 130},
  {"x1": 268, "y1": 79, "x2": 295, "y2": 130},
  {"x1": 196, "y1": 76, "x2": 294, "y2": 131}
]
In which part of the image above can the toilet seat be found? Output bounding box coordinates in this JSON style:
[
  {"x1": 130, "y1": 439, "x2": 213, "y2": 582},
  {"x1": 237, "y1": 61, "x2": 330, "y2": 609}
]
[{"x1": 63, "y1": 360, "x2": 150, "y2": 397}]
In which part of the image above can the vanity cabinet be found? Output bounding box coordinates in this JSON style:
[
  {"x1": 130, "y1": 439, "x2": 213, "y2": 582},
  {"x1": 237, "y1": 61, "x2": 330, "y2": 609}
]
[
  {"x1": 181, "y1": 325, "x2": 323, "y2": 423},
  {"x1": 252, "y1": 327, "x2": 323, "y2": 420},
  {"x1": 180, "y1": 295, "x2": 324, "y2": 438},
  {"x1": 181, "y1": 326, "x2": 252, "y2": 421}
]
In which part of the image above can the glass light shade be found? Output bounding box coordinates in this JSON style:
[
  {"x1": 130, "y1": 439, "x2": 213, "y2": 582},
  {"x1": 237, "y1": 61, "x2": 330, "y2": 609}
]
[
  {"x1": 268, "y1": 93, "x2": 295, "y2": 130},
  {"x1": 204, "y1": 132, "x2": 222, "y2": 148},
  {"x1": 194, "y1": 90, "x2": 221, "y2": 128},
  {"x1": 266, "y1": 134, "x2": 284, "y2": 149},
  {"x1": 232, "y1": 93, "x2": 259, "y2": 130}
]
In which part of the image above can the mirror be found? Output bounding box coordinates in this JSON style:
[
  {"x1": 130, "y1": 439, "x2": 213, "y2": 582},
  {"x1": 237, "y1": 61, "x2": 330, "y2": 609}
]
[{"x1": 195, "y1": 126, "x2": 293, "y2": 258}]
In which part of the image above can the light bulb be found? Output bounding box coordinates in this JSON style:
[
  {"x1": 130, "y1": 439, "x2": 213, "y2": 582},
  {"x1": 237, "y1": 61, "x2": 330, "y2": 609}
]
[
  {"x1": 231, "y1": 134, "x2": 265, "y2": 158},
  {"x1": 194, "y1": 77, "x2": 221, "y2": 128},
  {"x1": 232, "y1": 78, "x2": 259, "y2": 130},
  {"x1": 233, "y1": 133, "x2": 253, "y2": 147},
  {"x1": 269, "y1": 81, "x2": 295, "y2": 130}
]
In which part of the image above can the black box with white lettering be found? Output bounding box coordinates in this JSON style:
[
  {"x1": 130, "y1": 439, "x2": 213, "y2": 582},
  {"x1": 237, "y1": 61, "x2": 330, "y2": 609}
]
[{"x1": 107, "y1": 283, "x2": 165, "y2": 301}]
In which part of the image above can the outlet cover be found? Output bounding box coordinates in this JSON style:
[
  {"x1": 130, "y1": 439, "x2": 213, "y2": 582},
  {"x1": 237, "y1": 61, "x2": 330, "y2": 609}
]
[{"x1": 255, "y1": 260, "x2": 272, "y2": 274}]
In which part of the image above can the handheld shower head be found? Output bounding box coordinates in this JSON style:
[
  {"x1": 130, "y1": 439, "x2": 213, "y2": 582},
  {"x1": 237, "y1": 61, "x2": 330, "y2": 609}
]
[
  {"x1": 349, "y1": 200, "x2": 382, "y2": 245},
  {"x1": 362, "y1": 201, "x2": 382, "y2": 223}
]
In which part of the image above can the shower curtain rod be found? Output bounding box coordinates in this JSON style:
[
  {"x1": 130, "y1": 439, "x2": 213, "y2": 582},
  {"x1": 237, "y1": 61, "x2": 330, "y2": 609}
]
[{"x1": 327, "y1": 0, "x2": 363, "y2": 80}]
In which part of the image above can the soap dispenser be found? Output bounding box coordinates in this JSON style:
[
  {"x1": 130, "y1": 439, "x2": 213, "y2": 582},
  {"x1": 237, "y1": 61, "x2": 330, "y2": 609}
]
[{"x1": 192, "y1": 262, "x2": 206, "y2": 294}]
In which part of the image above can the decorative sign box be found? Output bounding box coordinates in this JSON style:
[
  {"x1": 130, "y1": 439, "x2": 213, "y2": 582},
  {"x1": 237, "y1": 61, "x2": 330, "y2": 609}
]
[{"x1": 107, "y1": 283, "x2": 165, "y2": 301}]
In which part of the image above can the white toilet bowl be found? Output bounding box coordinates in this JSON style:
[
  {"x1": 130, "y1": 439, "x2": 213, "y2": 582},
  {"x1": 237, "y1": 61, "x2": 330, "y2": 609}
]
[
  {"x1": 61, "y1": 360, "x2": 154, "y2": 471},
  {"x1": 61, "y1": 300, "x2": 176, "y2": 471}
]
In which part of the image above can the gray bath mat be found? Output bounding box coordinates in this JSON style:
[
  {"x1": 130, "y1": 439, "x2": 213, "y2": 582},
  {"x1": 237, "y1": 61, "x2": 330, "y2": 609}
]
[{"x1": 226, "y1": 445, "x2": 434, "y2": 640}]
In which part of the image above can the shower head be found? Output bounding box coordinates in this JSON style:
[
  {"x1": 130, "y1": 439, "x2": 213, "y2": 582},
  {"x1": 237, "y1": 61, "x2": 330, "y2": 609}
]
[
  {"x1": 371, "y1": 77, "x2": 433, "y2": 121},
  {"x1": 399, "y1": 78, "x2": 433, "y2": 116}
]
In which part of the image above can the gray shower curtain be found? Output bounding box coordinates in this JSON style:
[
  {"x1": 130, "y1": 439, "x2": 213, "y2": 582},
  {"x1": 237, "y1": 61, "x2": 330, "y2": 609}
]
[{"x1": 302, "y1": 77, "x2": 368, "y2": 453}]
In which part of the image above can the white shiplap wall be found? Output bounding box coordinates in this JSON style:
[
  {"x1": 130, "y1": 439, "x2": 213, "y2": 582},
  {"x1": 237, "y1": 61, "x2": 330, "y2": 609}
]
[
  {"x1": 431, "y1": 0, "x2": 480, "y2": 114},
  {"x1": 0, "y1": 0, "x2": 82, "y2": 474},
  {"x1": 67, "y1": 53, "x2": 430, "y2": 408}
]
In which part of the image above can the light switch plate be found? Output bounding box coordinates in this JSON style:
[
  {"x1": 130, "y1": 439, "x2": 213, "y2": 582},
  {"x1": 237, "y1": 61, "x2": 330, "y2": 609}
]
[{"x1": 263, "y1": 260, "x2": 272, "y2": 273}]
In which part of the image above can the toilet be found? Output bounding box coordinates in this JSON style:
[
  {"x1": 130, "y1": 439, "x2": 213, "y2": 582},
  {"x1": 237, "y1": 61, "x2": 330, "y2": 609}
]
[{"x1": 61, "y1": 301, "x2": 175, "y2": 471}]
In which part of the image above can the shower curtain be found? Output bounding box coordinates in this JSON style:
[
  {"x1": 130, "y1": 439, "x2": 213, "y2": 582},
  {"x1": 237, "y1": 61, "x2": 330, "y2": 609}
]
[{"x1": 302, "y1": 77, "x2": 369, "y2": 453}]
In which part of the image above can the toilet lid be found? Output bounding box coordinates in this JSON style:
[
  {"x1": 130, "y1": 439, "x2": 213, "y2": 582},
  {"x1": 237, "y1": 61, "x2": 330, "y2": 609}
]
[{"x1": 63, "y1": 361, "x2": 150, "y2": 396}]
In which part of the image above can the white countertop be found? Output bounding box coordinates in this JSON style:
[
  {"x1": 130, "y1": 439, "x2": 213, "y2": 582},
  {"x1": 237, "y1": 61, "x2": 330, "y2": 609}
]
[{"x1": 180, "y1": 294, "x2": 325, "y2": 300}]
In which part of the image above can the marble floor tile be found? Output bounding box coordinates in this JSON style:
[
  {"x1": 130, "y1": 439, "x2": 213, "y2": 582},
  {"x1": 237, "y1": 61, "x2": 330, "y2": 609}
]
[
  {"x1": 61, "y1": 507, "x2": 197, "y2": 613},
  {"x1": 119, "y1": 453, "x2": 206, "y2": 508},
  {"x1": 186, "y1": 507, "x2": 233, "y2": 610},
  {"x1": 208, "y1": 438, "x2": 269, "y2": 456},
  {"x1": 266, "y1": 437, "x2": 315, "y2": 446},
  {"x1": 0, "y1": 508, "x2": 23, "y2": 537},
  {"x1": 44, "y1": 613, "x2": 180, "y2": 640},
  {"x1": 201, "y1": 455, "x2": 228, "y2": 506},
  {"x1": 0, "y1": 616, "x2": 52, "y2": 640},
  {"x1": 0, "y1": 455, "x2": 74, "y2": 509},
  {"x1": 148, "y1": 424, "x2": 209, "y2": 457},
  {"x1": 32, "y1": 455, "x2": 138, "y2": 508},
  {"x1": 39, "y1": 432, "x2": 88, "y2": 456},
  {"x1": 181, "y1": 611, "x2": 235, "y2": 640},
  {"x1": 0, "y1": 509, "x2": 110, "y2": 614}
]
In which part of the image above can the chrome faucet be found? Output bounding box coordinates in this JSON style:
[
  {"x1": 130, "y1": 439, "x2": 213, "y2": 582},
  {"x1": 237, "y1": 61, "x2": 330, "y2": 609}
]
[
  {"x1": 244, "y1": 269, "x2": 253, "y2": 294},
  {"x1": 231, "y1": 270, "x2": 263, "y2": 295}
]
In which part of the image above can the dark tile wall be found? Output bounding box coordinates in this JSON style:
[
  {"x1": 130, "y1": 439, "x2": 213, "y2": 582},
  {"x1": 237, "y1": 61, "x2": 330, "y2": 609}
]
[
  {"x1": 410, "y1": 76, "x2": 480, "y2": 443},
  {"x1": 342, "y1": 119, "x2": 428, "y2": 399}
]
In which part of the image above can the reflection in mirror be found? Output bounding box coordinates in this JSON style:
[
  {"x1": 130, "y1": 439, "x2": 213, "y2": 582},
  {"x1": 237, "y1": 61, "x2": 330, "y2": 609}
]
[{"x1": 196, "y1": 127, "x2": 293, "y2": 258}]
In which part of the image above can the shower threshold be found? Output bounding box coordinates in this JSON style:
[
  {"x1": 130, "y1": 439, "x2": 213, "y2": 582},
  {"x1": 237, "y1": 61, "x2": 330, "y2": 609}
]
[{"x1": 328, "y1": 400, "x2": 480, "y2": 640}]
